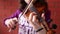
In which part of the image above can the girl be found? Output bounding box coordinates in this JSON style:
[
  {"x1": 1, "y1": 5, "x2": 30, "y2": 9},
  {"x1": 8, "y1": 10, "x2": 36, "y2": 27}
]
[{"x1": 4, "y1": 0, "x2": 52, "y2": 34}]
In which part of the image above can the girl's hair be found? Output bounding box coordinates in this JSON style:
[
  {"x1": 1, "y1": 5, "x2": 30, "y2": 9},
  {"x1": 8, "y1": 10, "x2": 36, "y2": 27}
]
[
  {"x1": 19, "y1": 0, "x2": 48, "y2": 11},
  {"x1": 19, "y1": 0, "x2": 27, "y2": 11}
]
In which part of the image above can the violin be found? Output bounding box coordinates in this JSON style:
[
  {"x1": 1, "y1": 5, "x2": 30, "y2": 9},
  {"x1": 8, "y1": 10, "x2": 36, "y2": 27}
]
[
  {"x1": 24, "y1": 0, "x2": 54, "y2": 34},
  {"x1": 9, "y1": 0, "x2": 53, "y2": 34}
]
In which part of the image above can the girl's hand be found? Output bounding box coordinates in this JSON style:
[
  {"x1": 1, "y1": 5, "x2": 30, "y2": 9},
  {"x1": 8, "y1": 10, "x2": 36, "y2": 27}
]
[
  {"x1": 28, "y1": 12, "x2": 45, "y2": 25},
  {"x1": 5, "y1": 17, "x2": 18, "y2": 29},
  {"x1": 27, "y1": 12, "x2": 45, "y2": 30}
]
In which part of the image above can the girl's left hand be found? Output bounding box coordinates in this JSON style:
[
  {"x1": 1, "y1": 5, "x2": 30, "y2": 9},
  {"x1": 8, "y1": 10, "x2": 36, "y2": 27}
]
[
  {"x1": 27, "y1": 12, "x2": 45, "y2": 28},
  {"x1": 28, "y1": 12, "x2": 38, "y2": 24},
  {"x1": 28, "y1": 12, "x2": 45, "y2": 24}
]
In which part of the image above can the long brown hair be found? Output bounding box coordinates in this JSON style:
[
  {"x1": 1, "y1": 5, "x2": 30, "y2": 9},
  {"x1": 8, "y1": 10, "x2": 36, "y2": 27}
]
[{"x1": 19, "y1": 0, "x2": 48, "y2": 12}]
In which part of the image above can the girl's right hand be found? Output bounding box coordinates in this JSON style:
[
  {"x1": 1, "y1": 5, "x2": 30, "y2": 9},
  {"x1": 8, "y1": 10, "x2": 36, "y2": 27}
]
[{"x1": 5, "y1": 17, "x2": 18, "y2": 29}]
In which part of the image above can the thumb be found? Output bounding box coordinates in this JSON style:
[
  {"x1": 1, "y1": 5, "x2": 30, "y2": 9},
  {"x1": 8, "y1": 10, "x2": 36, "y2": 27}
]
[
  {"x1": 12, "y1": 17, "x2": 18, "y2": 22},
  {"x1": 41, "y1": 13, "x2": 45, "y2": 19},
  {"x1": 12, "y1": 17, "x2": 18, "y2": 24}
]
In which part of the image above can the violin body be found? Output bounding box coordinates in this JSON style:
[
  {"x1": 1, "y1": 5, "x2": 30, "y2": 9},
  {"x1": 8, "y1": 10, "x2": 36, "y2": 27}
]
[
  {"x1": 25, "y1": 4, "x2": 53, "y2": 34},
  {"x1": 25, "y1": 5, "x2": 47, "y2": 34},
  {"x1": 25, "y1": 5, "x2": 45, "y2": 17}
]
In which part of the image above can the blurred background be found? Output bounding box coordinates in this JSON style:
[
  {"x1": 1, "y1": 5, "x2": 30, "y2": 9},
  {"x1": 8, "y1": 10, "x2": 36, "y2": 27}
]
[{"x1": 0, "y1": 0, "x2": 60, "y2": 34}]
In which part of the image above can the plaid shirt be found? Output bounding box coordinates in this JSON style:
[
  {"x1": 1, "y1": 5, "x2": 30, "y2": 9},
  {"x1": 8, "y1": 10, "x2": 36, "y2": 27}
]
[
  {"x1": 4, "y1": 10, "x2": 46, "y2": 34},
  {"x1": 18, "y1": 13, "x2": 36, "y2": 34}
]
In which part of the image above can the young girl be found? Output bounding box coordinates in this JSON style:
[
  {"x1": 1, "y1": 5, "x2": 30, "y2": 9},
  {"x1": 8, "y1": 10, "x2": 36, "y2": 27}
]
[{"x1": 4, "y1": 0, "x2": 52, "y2": 34}]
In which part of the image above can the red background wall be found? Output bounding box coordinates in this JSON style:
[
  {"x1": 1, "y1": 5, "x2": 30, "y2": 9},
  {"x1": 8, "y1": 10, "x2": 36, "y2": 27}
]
[{"x1": 0, "y1": 0, "x2": 60, "y2": 34}]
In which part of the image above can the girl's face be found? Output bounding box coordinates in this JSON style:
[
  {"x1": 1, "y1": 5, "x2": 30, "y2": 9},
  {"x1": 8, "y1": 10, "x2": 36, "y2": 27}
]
[{"x1": 24, "y1": 0, "x2": 31, "y2": 4}]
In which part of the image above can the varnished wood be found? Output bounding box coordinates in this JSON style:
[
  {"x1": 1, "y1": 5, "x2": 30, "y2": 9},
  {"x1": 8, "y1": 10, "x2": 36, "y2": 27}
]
[{"x1": 25, "y1": 6, "x2": 45, "y2": 17}]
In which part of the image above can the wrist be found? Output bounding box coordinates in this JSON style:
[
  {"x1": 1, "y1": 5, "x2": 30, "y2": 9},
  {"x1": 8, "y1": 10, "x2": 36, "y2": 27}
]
[
  {"x1": 33, "y1": 24, "x2": 43, "y2": 32},
  {"x1": 35, "y1": 28, "x2": 43, "y2": 32}
]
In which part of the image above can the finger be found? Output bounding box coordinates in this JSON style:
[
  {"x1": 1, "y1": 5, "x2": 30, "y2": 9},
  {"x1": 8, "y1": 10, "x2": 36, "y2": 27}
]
[
  {"x1": 9, "y1": 22, "x2": 13, "y2": 28},
  {"x1": 9, "y1": 28, "x2": 12, "y2": 32},
  {"x1": 11, "y1": 21, "x2": 16, "y2": 29},
  {"x1": 32, "y1": 15, "x2": 37, "y2": 22},
  {"x1": 7, "y1": 23, "x2": 11, "y2": 29},
  {"x1": 5, "y1": 19, "x2": 11, "y2": 28},
  {"x1": 10, "y1": 20, "x2": 16, "y2": 28},
  {"x1": 29, "y1": 12, "x2": 33, "y2": 21},
  {"x1": 6, "y1": 19, "x2": 13, "y2": 28},
  {"x1": 29, "y1": 12, "x2": 36, "y2": 21},
  {"x1": 12, "y1": 17, "x2": 18, "y2": 24},
  {"x1": 41, "y1": 13, "x2": 45, "y2": 20},
  {"x1": 11, "y1": 21, "x2": 15, "y2": 25},
  {"x1": 12, "y1": 17, "x2": 18, "y2": 22},
  {"x1": 41, "y1": 13, "x2": 45, "y2": 17},
  {"x1": 41, "y1": 13, "x2": 44, "y2": 17},
  {"x1": 7, "y1": 24, "x2": 10, "y2": 28}
]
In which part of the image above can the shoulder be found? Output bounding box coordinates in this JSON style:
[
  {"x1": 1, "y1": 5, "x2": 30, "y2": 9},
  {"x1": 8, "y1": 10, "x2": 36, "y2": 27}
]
[{"x1": 16, "y1": 9, "x2": 22, "y2": 14}]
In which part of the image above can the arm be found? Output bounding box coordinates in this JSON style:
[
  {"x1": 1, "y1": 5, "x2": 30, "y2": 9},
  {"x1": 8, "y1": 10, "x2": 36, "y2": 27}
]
[
  {"x1": 35, "y1": 13, "x2": 52, "y2": 34},
  {"x1": 28, "y1": 12, "x2": 51, "y2": 34},
  {"x1": 4, "y1": 10, "x2": 21, "y2": 26}
]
